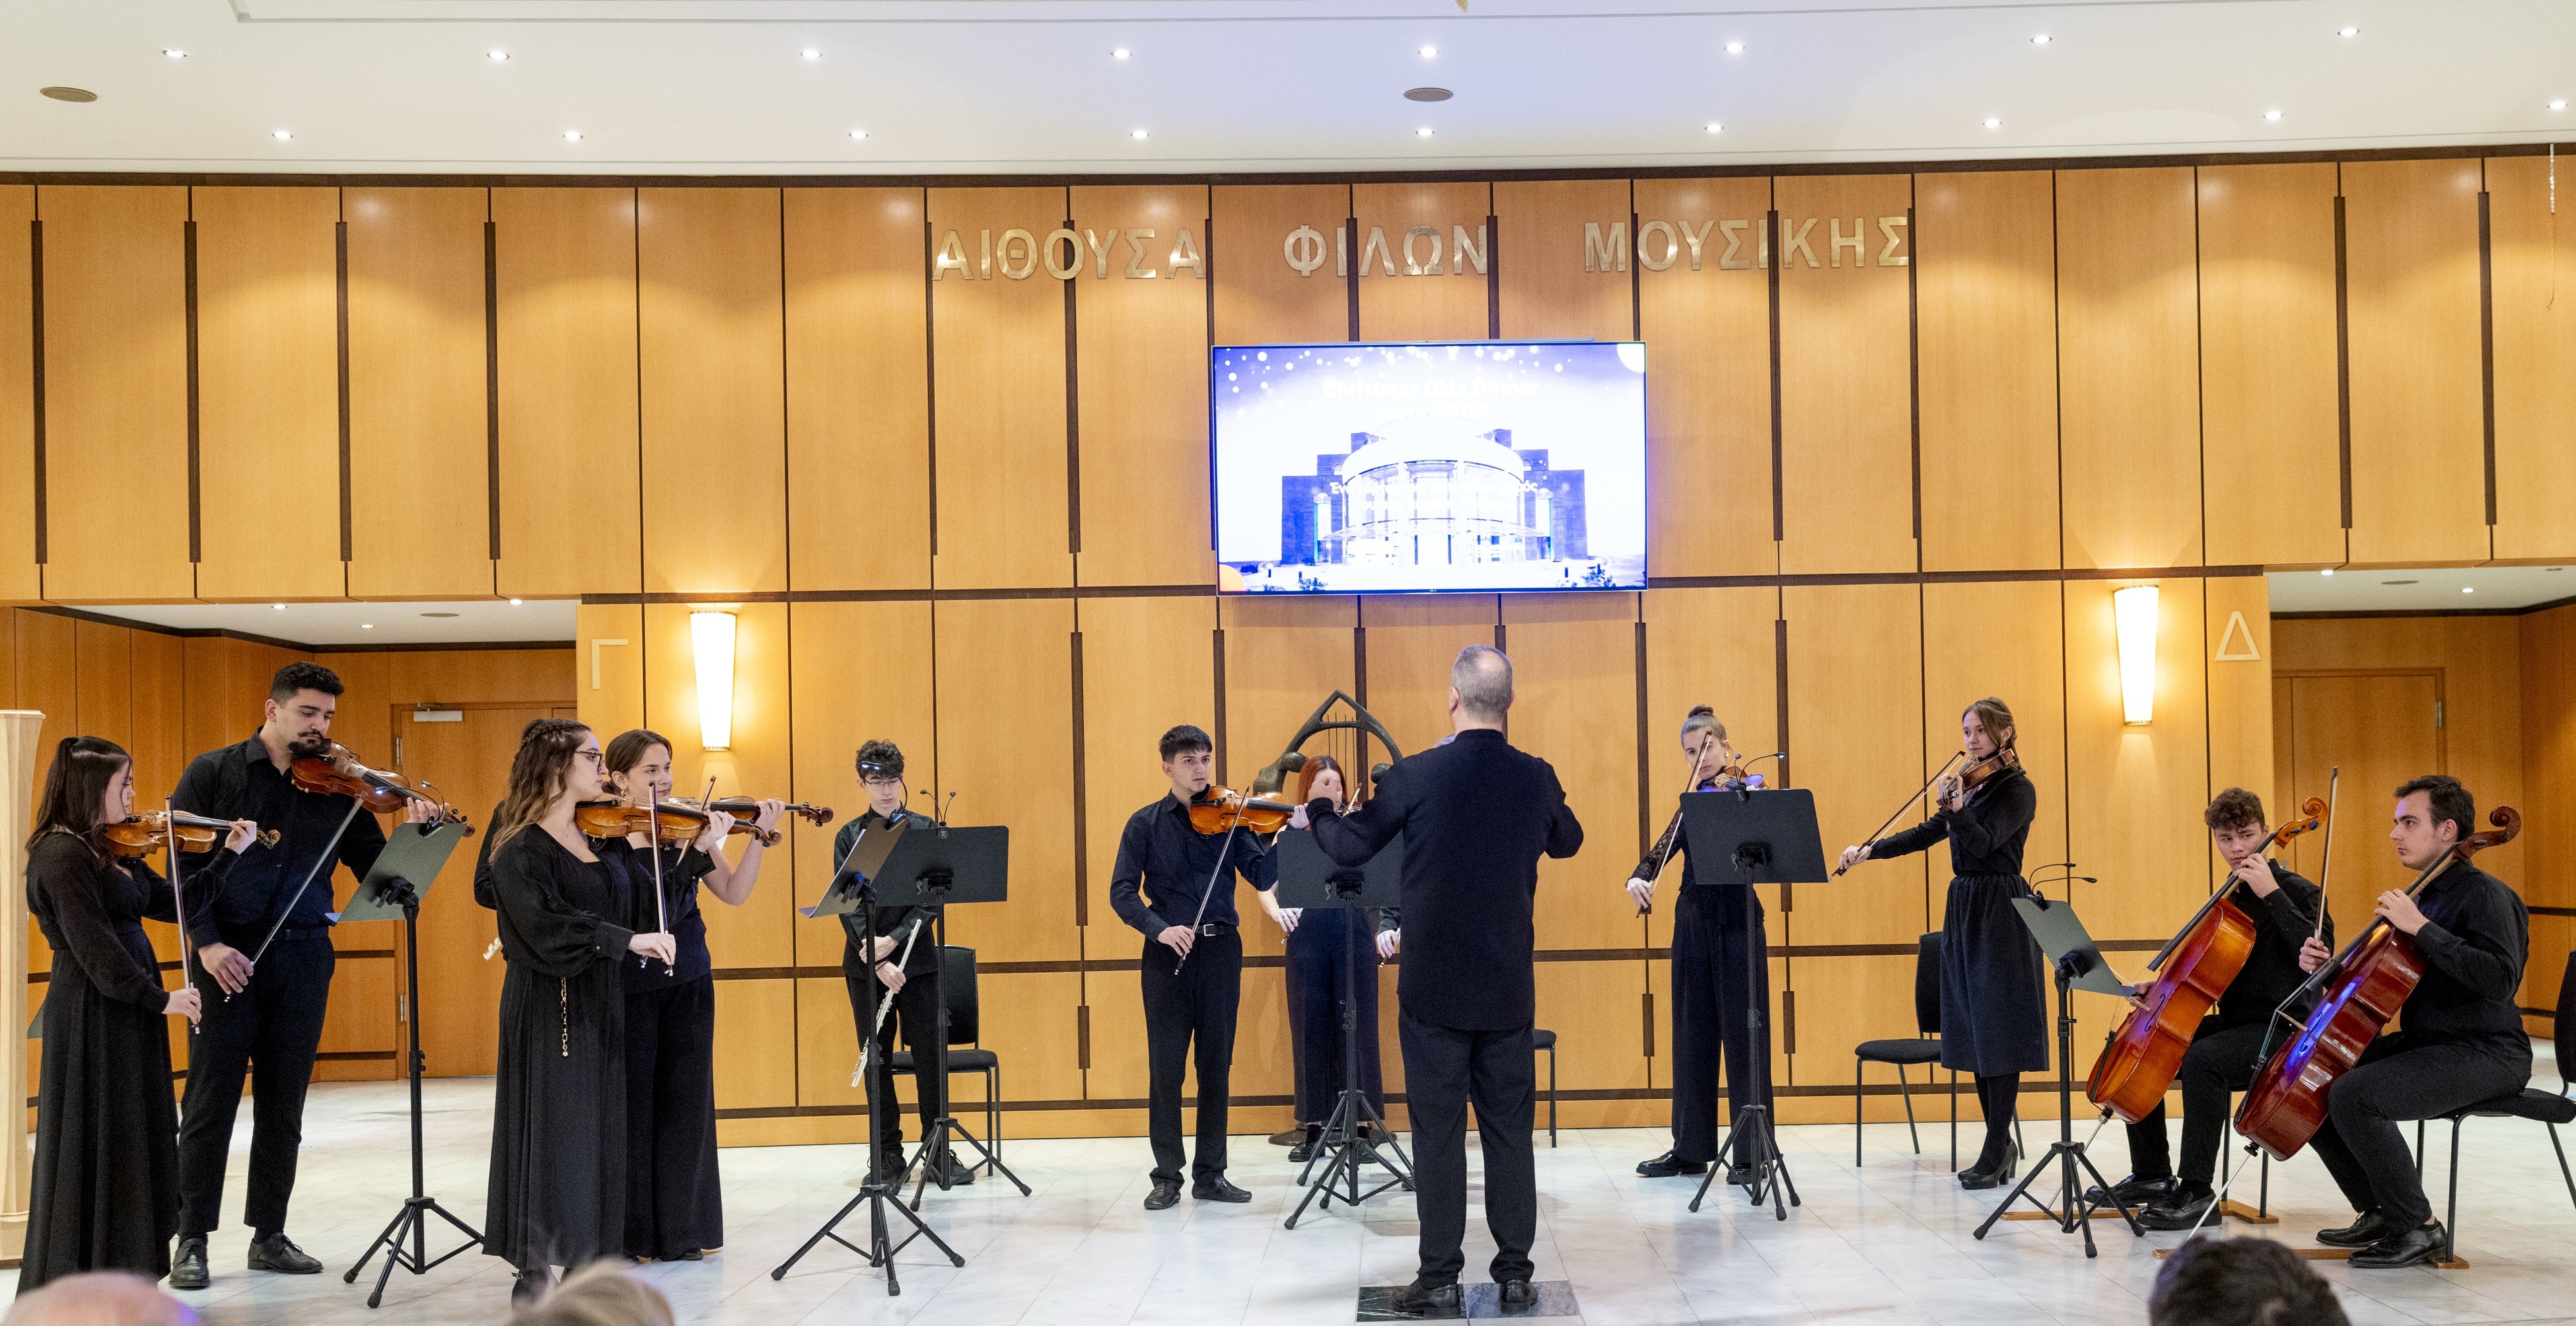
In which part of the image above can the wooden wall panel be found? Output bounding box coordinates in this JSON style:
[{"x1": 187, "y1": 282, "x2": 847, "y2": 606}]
[
  {"x1": 928, "y1": 187, "x2": 1071, "y2": 591},
  {"x1": 70, "y1": 621, "x2": 132, "y2": 755},
  {"x1": 2065, "y1": 578, "x2": 2210, "y2": 943},
  {"x1": 643, "y1": 602, "x2": 793, "y2": 970},
  {"x1": 1776, "y1": 174, "x2": 1914, "y2": 576},
  {"x1": 931, "y1": 597, "x2": 1077, "y2": 961},
  {"x1": 1922, "y1": 582, "x2": 2068, "y2": 893},
  {"x1": 2198, "y1": 164, "x2": 2343, "y2": 567},
  {"x1": 2343, "y1": 159, "x2": 2489, "y2": 565},
  {"x1": 1785, "y1": 584, "x2": 1927, "y2": 944},
  {"x1": 127, "y1": 629, "x2": 185, "y2": 807},
  {"x1": 1211, "y1": 184, "x2": 1348, "y2": 347},
  {"x1": 1501, "y1": 593, "x2": 1639, "y2": 952},
  {"x1": 783, "y1": 188, "x2": 929, "y2": 592},
  {"x1": 383, "y1": 647, "x2": 573, "y2": 705},
  {"x1": 575, "y1": 603, "x2": 645, "y2": 741},
  {"x1": 192, "y1": 187, "x2": 343, "y2": 601},
  {"x1": 1784, "y1": 954, "x2": 1923, "y2": 1125},
  {"x1": 1354, "y1": 595, "x2": 1498, "y2": 759},
  {"x1": 36, "y1": 186, "x2": 191, "y2": 602},
  {"x1": 2057, "y1": 168, "x2": 2202, "y2": 571},
  {"x1": 784, "y1": 600, "x2": 935, "y2": 967},
  {"x1": 0, "y1": 187, "x2": 32, "y2": 602},
  {"x1": 1536, "y1": 960, "x2": 1655, "y2": 1125},
  {"x1": 1353, "y1": 182, "x2": 1490, "y2": 341},
  {"x1": 711, "y1": 977, "x2": 796, "y2": 1112},
  {"x1": 2487, "y1": 157, "x2": 2576, "y2": 561},
  {"x1": 1071, "y1": 185, "x2": 1216, "y2": 588},
  {"x1": 1216, "y1": 595, "x2": 1356, "y2": 792},
  {"x1": 1495, "y1": 180, "x2": 1630, "y2": 341},
  {"x1": 16, "y1": 612, "x2": 74, "y2": 976},
  {"x1": 2524, "y1": 603, "x2": 2576, "y2": 915},
  {"x1": 638, "y1": 188, "x2": 787, "y2": 596},
  {"x1": 1635, "y1": 177, "x2": 1774, "y2": 580},
  {"x1": 1640, "y1": 586, "x2": 1779, "y2": 954},
  {"x1": 1917, "y1": 172, "x2": 2058, "y2": 573},
  {"x1": 345, "y1": 188, "x2": 493, "y2": 599},
  {"x1": 1077, "y1": 595, "x2": 1220, "y2": 952},
  {"x1": 180, "y1": 635, "x2": 304, "y2": 760},
  {"x1": 493, "y1": 188, "x2": 641, "y2": 599},
  {"x1": 2203, "y1": 578, "x2": 2275, "y2": 825}
]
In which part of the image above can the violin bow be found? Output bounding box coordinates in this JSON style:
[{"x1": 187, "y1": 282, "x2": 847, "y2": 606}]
[
  {"x1": 2307, "y1": 766, "x2": 2340, "y2": 942},
  {"x1": 1635, "y1": 732, "x2": 1719, "y2": 917},
  {"x1": 1174, "y1": 789, "x2": 1258, "y2": 973},
  {"x1": 1835, "y1": 751, "x2": 1966, "y2": 876},
  {"x1": 163, "y1": 796, "x2": 200, "y2": 1030}
]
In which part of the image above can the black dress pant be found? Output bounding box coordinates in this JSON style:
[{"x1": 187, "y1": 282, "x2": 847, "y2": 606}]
[
  {"x1": 178, "y1": 936, "x2": 333, "y2": 1237},
  {"x1": 2305, "y1": 1032, "x2": 2532, "y2": 1228},
  {"x1": 1141, "y1": 930, "x2": 1241, "y2": 1183},
  {"x1": 2123, "y1": 1018, "x2": 2267, "y2": 1188},
  {"x1": 1285, "y1": 910, "x2": 1384, "y2": 1123},
  {"x1": 1670, "y1": 886, "x2": 1770, "y2": 1167},
  {"x1": 1399, "y1": 1010, "x2": 1536, "y2": 1286},
  {"x1": 845, "y1": 961, "x2": 946, "y2": 1161},
  {"x1": 624, "y1": 977, "x2": 723, "y2": 1258}
]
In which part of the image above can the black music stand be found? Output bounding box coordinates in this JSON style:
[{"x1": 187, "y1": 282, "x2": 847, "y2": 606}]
[
  {"x1": 1677, "y1": 786, "x2": 1826, "y2": 1220},
  {"x1": 771, "y1": 820, "x2": 962, "y2": 1295},
  {"x1": 1273, "y1": 829, "x2": 1412, "y2": 1229},
  {"x1": 1970, "y1": 895, "x2": 2145, "y2": 1256},
  {"x1": 337, "y1": 821, "x2": 481, "y2": 1308}
]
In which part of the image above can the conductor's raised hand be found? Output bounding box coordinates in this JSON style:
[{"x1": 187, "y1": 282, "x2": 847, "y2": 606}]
[
  {"x1": 629, "y1": 931, "x2": 678, "y2": 966},
  {"x1": 165, "y1": 986, "x2": 203, "y2": 1026},
  {"x1": 1157, "y1": 925, "x2": 1196, "y2": 959},
  {"x1": 1836, "y1": 844, "x2": 1871, "y2": 873},
  {"x1": 2297, "y1": 936, "x2": 2331, "y2": 974},
  {"x1": 223, "y1": 819, "x2": 261, "y2": 854},
  {"x1": 1625, "y1": 877, "x2": 1655, "y2": 913}
]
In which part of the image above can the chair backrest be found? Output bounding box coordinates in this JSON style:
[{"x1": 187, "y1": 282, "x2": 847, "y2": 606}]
[
  {"x1": 1914, "y1": 932, "x2": 1943, "y2": 1036},
  {"x1": 942, "y1": 945, "x2": 980, "y2": 1047},
  {"x1": 2554, "y1": 952, "x2": 2575, "y2": 1095}
]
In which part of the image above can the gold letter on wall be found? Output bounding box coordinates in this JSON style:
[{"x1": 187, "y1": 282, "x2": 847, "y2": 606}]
[{"x1": 1585, "y1": 221, "x2": 1629, "y2": 273}]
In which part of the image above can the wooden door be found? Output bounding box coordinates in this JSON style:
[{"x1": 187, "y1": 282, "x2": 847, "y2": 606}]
[
  {"x1": 2272, "y1": 672, "x2": 2443, "y2": 938},
  {"x1": 394, "y1": 704, "x2": 573, "y2": 1078}
]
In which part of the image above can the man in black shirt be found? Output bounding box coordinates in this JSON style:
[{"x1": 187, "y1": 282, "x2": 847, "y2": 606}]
[
  {"x1": 169, "y1": 662, "x2": 431, "y2": 1289},
  {"x1": 1108, "y1": 724, "x2": 1278, "y2": 1210},
  {"x1": 2297, "y1": 775, "x2": 2530, "y2": 1269},
  {"x1": 2087, "y1": 788, "x2": 2332, "y2": 1230},
  {"x1": 830, "y1": 740, "x2": 964, "y2": 1188},
  {"x1": 1303, "y1": 646, "x2": 1583, "y2": 1317}
]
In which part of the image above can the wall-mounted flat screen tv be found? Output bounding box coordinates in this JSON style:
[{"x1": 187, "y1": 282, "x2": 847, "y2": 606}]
[{"x1": 1213, "y1": 341, "x2": 1647, "y2": 594}]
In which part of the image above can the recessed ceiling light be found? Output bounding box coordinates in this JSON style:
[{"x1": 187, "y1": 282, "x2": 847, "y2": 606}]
[
  {"x1": 801, "y1": 48, "x2": 821, "y2": 61},
  {"x1": 271, "y1": 128, "x2": 292, "y2": 140},
  {"x1": 2338, "y1": 26, "x2": 2359, "y2": 37},
  {"x1": 2319, "y1": 568, "x2": 2335, "y2": 576},
  {"x1": 2030, "y1": 34, "x2": 2051, "y2": 45},
  {"x1": 487, "y1": 49, "x2": 509, "y2": 61},
  {"x1": 272, "y1": 603, "x2": 286, "y2": 610},
  {"x1": 2264, "y1": 110, "x2": 2283, "y2": 122},
  {"x1": 509, "y1": 598, "x2": 523, "y2": 606},
  {"x1": 1419, "y1": 45, "x2": 1438, "y2": 58},
  {"x1": 1705, "y1": 122, "x2": 1723, "y2": 134},
  {"x1": 164, "y1": 48, "x2": 187, "y2": 59},
  {"x1": 40, "y1": 87, "x2": 98, "y2": 102},
  {"x1": 563, "y1": 129, "x2": 582, "y2": 141},
  {"x1": 849, "y1": 128, "x2": 868, "y2": 140},
  {"x1": 2554, "y1": 100, "x2": 2569, "y2": 112},
  {"x1": 361, "y1": 623, "x2": 374, "y2": 629},
  {"x1": 2462, "y1": 586, "x2": 2476, "y2": 594},
  {"x1": 1130, "y1": 129, "x2": 1149, "y2": 140},
  {"x1": 1983, "y1": 117, "x2": 2001, "y2": 129},
  {"x1": 1404, "y1": 87, "x2": 1453, "y2": 102},
  {"x1": 1724, "y1": 41, "x2": 1745, "y2": 54},
  {"x1": 2382, "y1": 579, "x2": 2418, "y2": 586},
  {"x1": 1112, "y1": 48, "x2": 1131, "y2": 59},
  {"x1": 1416, "y1": 127, "x2": 1435, "y2": 137}
]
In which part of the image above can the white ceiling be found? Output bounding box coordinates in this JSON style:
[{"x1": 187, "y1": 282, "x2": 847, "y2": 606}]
[
  {"x1": 5, "y1": 1, "x2": 2570, "y2": 175},
  {"x1": 2267, "y1": 564, "x2": 2575, "y2": 615},
  {"x1": 88, "y1": 598, "x2": 577, "y2": 647}
]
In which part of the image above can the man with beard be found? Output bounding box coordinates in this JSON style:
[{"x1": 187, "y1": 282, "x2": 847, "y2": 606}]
[{"x1": 169, "y1": 662, "x2": 431, "y2": 1289}]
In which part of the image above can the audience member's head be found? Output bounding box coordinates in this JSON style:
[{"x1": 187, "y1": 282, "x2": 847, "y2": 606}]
[
  {"x1": 7, "y1": 1273, "x2": 198, "y2": 1326},
  {"x1": 511, "y1": 1261, "x2": 676, "y2": 1326},
  {"x1": 2148, "y1": 1237, "x2": 2348, "y2": 1326}
]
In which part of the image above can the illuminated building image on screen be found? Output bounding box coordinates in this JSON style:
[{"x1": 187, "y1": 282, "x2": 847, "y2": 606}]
[{"x1": 1213, "y1": 341, "x2": 1647, "y2": 594}]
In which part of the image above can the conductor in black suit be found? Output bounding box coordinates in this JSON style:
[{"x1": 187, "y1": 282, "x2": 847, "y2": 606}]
[{"x1": 1297, "y1": 645, "x2": 1583, "y2": 1317}]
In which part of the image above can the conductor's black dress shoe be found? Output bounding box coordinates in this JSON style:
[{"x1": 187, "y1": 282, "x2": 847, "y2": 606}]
[
  {"x1": 1194, "y1": 1176, "x2": 1253, "y2": 1203},
  {"x1": 1498, "y1": 1278, "x2": 1538, "y2": 1313},
  {"x1": 1143, "y1": 1178, "x2": 1182, "y2": 1210},
  {"x1": 168, "y1": 1238, "x2": 209, "y2": 1290},
  {"x1": 1635, "y1": 1150, "x2": 1707, "y2": 1178},
  {"x1": 1388, "y1": 1278, "x2": 1463, "y2": 1317}
]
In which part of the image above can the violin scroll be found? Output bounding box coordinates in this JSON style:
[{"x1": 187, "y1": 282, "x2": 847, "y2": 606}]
[{"x1": 1188, "y1": 786, "x2": 1298, "y2": 835}]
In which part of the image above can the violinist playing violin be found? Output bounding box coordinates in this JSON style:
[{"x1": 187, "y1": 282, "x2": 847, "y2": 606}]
[
  {"x1": 593, "y1": 728, "x2": 784, "y2": 1264},
  {"x1": 2089, "y1": 789, "x2": 2331, "y2": 1230},
  {"x1": 168, "y1": 662, "x2": 435, "y2": 1292},
  {"x1": 1108, "y1": 724, "x2": 1279, "y2": 1212},
  {"x1": 2292, "y1": 776, "x2": 2530, "y2": 1269},
  {"x1": 1628, "y1": 706, "x2": 1773, "y2": 1187},
  {"x1": 833, "y1": 740, "x2": 962, "y2": 1190}
]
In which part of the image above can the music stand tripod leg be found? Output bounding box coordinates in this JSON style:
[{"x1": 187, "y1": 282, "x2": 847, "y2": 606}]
[
  {"x1": 1968, "y1": 963, "x2": 2139, "y2": 1257},
  {"x1": 1691, "y1": 853, "x2": 1798, "y2": 1219},
  {"x1": 908, "y1": 911, "x2": 1031, "y2": 1209},
  {"x1": 341, "y1": 891, "x2": 484, "y2": 1308}
]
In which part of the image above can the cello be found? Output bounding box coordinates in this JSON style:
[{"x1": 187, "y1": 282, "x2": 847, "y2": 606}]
[
  {"x1": 2086, "y1": 790, "x2": 2331, "y2": 1123},
  {"x1": 2233, "y1": 804, "x2": 2521, "y2": 1160}
]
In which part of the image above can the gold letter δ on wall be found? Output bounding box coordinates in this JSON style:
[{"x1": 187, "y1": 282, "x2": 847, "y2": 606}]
[{"x1": 2213, "y1": 611, "x2": 2262, "y2": 662}]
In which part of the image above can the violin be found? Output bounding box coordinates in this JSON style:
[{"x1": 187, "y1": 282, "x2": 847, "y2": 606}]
[
  {"x1": 575, "y1": 796, "x2": 830, "y2": 847},
  {"x1": 2087, "y1": 794, "x2": 2330, "y2": 1124},
  {"x1": 290, "y1": 742, "x2": 474, "y2": 835},
  {"x1": 1188, "y1": 786, "x2": 1299, "y2": 835},
  {"x1": 101, "y1": 811, "x2": 279, "y2": 858},
  {"x1": 696, "y1": 796, "x2": 834, "y2": 844},
  {"x1": 1938, "y1": 746, "x2": 2021, "y2": 804},
  {"x1": 2235, "y1": 804, "x2": 2521, "y2": 1161}
]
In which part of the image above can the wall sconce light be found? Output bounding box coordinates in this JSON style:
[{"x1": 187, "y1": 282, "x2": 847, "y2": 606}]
[
  {"x1": 2113, "y1": 585, "x2": 2159, "y2": 724},
  {"x1": 690, "y1": 611, "x2": 737, "y2": 751}
]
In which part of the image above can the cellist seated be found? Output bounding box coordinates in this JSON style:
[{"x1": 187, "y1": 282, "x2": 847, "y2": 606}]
[
  {"x1": 2293, "y1": 775, "x2": 2531, "y2": 1269},
  {"x1": 2086, "y1": 788, "x2": 2330, "y2": 1229}
]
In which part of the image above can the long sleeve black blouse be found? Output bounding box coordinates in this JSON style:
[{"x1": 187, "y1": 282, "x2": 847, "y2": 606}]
[
  {"x1": 1867, "y1": 765, "x2": 2037, "y2": 878},
  {"x1": 488, "y1": 826, "x2": 638, "y2": 979},
  {"x1": 28, "y1": 834, "x2": 235, "y2": 1012}
]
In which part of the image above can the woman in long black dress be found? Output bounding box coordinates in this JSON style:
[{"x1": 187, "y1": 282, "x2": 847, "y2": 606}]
[
  {"x1": 1836, "y1": 696, "x2": 2047, "y2": 1189},
  {"x1": 1275, "y1": 756, "x2": 1390, "y2": 1162},
  {"x1": 20, "y1": 736, "x2": 254, "y2": 1292},
  {"x1": 483, "y1": 719, "x2": 676, "y2": 1302},
  {"x1": 596, "y1": 728, "x2": 782, "y2": 1263}
]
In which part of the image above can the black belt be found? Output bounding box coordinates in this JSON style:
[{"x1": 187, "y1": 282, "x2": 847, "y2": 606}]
[
  {"x1": 1194, "y1": 923, "x2": 1236, "y2": 937},
  {"x1": 273, "y1": 925, "x2": 333, "y2": 943}
]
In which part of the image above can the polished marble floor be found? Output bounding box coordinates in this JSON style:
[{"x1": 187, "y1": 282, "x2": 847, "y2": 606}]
[{"x1": 8, "y1": 1062, "x2": 2572, "y2": 1326}]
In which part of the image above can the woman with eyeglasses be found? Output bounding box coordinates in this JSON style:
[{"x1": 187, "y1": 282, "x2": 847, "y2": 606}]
[{"x1": 482, "y1": 719, "x2": 676, "y2": 1304}]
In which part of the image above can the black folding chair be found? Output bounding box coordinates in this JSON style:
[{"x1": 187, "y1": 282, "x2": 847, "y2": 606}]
[
  {"x1": 1854, "y1": 932, "x2": 1955, "y2": 1168},
  {"x1": 890, "y1": 946, "x2": 1003, "y2": 1170},
  {"x1": 2411, "y1": 954, "x2": 2576, "y2": 1261}
]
